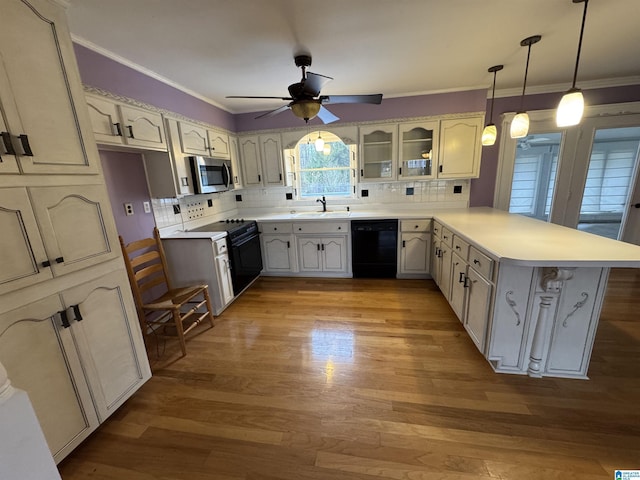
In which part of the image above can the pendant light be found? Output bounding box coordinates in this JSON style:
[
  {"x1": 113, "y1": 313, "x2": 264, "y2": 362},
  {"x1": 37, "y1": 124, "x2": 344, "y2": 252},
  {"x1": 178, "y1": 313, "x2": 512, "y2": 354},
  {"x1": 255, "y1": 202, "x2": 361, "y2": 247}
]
[
  {"x1": 556, "y1": 0, "x2": 589, "y2": 127},
  {"x1": 510, "y1": 35, "x2": 542, "y2": 139},
  {"x1": 481, "y1": 65, "x2": 504, "y2": 146},
  {"x1": 314, "y1": 132, "x2": 324, "y2": 152}
]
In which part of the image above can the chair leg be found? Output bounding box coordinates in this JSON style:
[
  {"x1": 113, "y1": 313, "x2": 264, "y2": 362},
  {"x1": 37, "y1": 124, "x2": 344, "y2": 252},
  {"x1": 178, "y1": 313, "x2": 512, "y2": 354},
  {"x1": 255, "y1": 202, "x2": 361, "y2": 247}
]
[
  {"x1": 202, "y1": 287, "x2": 215, "y2": 328},
  {"x1": 172, "y1": 309, "x2": 187, "y2": 357}
]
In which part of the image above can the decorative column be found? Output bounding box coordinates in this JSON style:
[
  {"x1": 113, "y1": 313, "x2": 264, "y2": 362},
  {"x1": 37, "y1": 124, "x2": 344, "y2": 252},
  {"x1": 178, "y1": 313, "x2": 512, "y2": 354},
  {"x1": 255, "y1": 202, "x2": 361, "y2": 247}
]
[{"x1": 528, "y1": 268, "x2": 574, "y2": 377}]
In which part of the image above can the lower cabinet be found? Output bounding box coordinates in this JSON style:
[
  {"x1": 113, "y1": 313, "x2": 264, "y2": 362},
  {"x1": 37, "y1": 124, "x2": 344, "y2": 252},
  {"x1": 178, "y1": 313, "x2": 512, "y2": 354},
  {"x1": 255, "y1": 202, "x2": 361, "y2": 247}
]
[
  {"x1": 298, "y1": 237, "x2": 348, "y2": 274},
  {"x1": 162, "y1": 236, "x2": 235, "y2": 315},
  {"x1": 398, "y1": 219, "x2": 430, "y2": 278},
  {"x1": 262, "y1": 234, "x2": 296, "y2": 273},
  {"x1": 0, "y1": 269, "x2": 151, "y2": 462}
]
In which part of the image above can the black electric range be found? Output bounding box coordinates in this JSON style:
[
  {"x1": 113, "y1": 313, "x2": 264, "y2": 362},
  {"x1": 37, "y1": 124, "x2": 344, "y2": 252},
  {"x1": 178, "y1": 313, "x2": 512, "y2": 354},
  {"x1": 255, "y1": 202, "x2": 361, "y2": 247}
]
[{"x1": 190, "y1": 219, "x2": 262, "y2": 295}]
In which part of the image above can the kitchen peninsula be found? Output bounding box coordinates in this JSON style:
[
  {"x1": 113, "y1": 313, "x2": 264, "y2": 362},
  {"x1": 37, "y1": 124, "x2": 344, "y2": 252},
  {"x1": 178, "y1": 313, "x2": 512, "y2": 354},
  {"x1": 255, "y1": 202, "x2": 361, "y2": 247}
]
[{"x1": 247, "y1": 207, "x2": 640, "y2": 379}]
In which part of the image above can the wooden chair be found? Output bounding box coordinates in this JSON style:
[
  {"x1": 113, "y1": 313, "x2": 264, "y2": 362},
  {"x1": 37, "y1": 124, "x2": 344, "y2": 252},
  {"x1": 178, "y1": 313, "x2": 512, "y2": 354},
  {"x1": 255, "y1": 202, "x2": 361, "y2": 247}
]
[{"x1": 119, "y1": 227, "x2": 215, "y2": 356}]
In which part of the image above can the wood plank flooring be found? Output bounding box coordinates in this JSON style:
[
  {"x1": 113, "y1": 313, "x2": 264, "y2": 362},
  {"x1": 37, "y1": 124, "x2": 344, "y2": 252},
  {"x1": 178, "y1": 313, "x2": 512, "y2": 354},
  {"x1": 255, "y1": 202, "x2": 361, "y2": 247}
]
[{"x1": 58, "y1": 269, "x2": 640, "y2": 479}]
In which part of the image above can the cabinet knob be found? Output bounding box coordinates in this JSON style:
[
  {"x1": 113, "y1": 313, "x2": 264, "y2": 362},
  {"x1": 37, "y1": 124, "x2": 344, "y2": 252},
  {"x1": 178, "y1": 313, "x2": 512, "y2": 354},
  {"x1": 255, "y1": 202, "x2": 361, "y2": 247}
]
[
  {"x1": 415, "y1": 225, "x2": 419, "y2": 229},
  {"x1": 338, "y1": 226, "x2": 342, "y2": 230},
  {"x1": 298, "y1": 227, "x2": 302, "y2": 231},
  {"x1": 274, "y1": 227, "x2": 277, "y2": 231},
  {"x1": 634, "y1": 203, "x2": 640, "y2": 208}
]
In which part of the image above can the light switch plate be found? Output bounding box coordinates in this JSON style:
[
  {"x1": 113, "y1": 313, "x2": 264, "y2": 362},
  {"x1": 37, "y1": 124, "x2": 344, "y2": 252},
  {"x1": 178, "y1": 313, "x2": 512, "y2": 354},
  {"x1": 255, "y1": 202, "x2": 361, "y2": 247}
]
[{"x1": 143, "y1": 201, "x2": 151, "y2": 213}]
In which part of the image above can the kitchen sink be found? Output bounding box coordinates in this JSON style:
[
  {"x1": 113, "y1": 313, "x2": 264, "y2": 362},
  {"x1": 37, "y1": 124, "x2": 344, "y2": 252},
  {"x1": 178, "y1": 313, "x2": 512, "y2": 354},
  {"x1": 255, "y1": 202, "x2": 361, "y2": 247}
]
[{"x1": 294, "y1": 211, "x2": 350, "y2": 218}]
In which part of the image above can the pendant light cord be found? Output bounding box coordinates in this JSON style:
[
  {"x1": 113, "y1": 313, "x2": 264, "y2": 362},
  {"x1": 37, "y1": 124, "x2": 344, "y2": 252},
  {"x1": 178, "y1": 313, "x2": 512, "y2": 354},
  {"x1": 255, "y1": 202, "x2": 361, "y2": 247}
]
[
  {"x1": 520, "y1": 44, "x2": 533, "y2": 112},
  {"x1": 489, "y1": 70, "x2": 497, "y2": 123},
  {"x1": 571, "y1": 0, "x2": 589, "y2": 89}
]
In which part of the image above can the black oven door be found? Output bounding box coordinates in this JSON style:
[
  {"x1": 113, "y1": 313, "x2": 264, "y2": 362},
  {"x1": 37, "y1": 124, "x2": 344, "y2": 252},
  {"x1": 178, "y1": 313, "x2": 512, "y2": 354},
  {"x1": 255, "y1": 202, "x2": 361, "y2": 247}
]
[{"x1": 229, "y1": 234, "x2": 263, "y2": 295}]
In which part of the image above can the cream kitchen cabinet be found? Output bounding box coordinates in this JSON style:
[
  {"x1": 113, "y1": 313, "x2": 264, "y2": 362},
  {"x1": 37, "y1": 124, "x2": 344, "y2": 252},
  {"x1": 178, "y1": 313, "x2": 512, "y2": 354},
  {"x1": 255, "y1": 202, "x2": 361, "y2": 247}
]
[
  {"x1": 398, "y1": 219, "x2": 431, "y2": 278},
  {"x1": 398, "y1": 122, "x2": 439, "y2": 180},
  {"x1": 229, "y1": 135, "x2": 243, "y2": 189},
  {"x1": 294, "y1": 221, "x2": 349, "y2": 276},
  {"x1": 239, "y1": 134, "x2": 284, "y2": 187},
  {"x1": 85, "y1": 93, "x2": 167, "y2": 151},
  {"x1": 0, "y1": 0, "x2": 151, "y2": 463},
  {"x1": 298, "y1": 236, "x2": 348, "y2": 274},
  {"x1": 0, "y1": 270, "x2": 150, "y2": 462},
  {"x1": 431, "y1": 221, "x2": 453, "y2": 300},
  {"x1": 144, "y1": 118, "x2": 195, "y2": 198},
  {"x1": 359, "y1": 124, "x2": 397, "y2": 182},
  {"x1": 176, "y1": 120, "x2": 230, "y2": 159},
  {"x1": 162, "y1": 236, "x2": 235, "y2": 315},
  {"x1": 0, "y1": 185, "x2": 120, "y2": 296},
  {"x1": 0, "y1": 0, "x2": 100, "y2": 175},
  {"x1": 260, "y1": 222, "x2": 296, "y2": 274},
  {"x1": 437, "y1": 115, "x2": 483, "y2": 179}
]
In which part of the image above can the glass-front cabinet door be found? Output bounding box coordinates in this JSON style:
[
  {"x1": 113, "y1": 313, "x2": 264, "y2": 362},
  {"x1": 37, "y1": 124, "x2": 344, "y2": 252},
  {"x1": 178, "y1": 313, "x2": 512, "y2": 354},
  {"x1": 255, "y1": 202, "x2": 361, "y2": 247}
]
[
  {"x1": 359, "y1": 124, "x2": 397, "y2": 182},
  {"x1": 398, "y1": 121, "x2": 439, "y2": 180}
]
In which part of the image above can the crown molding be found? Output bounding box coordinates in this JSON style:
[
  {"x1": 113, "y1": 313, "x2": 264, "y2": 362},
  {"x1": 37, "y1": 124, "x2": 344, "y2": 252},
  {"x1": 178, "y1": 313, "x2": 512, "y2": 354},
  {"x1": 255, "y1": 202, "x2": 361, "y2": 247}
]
[{"x1": 492, "y1": 75, "x2": 640, "y2": 99}]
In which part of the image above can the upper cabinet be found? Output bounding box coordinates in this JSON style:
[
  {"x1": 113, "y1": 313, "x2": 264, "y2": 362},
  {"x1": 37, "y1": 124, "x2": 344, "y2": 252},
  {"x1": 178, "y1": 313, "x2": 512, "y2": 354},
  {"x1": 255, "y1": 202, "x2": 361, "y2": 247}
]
[
  {"x1": 358, "y1": 115, "x2": 483, "y2": 182},
  {"x1": 359, "y1": 124, "x2": 398, "y2": 182},
  {"x1": 398, "y1": 121, "x2": 439, "y2": 181},
  {"x1": 85, "y1": 93, "x2": 167, "y2": 151},
  {"x1": 177, "y1": 119, "x2": 230, "y2": 159},
  {"x1": 0, "y1": 0, "x2": 100, "y2": 175},
  {"x1": 437, "y1": 115, "x2": 483, "y2": 179},
  {"x1": 238, "y1": 133, "x2": 284, "y2": 188}
]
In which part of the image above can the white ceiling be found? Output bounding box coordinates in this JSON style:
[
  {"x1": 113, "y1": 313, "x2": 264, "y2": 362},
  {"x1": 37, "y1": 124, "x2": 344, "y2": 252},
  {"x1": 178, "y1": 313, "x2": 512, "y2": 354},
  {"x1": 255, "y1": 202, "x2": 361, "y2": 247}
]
[{"x1": 65, "y1": 0, "x2": 640, "y2": 115}]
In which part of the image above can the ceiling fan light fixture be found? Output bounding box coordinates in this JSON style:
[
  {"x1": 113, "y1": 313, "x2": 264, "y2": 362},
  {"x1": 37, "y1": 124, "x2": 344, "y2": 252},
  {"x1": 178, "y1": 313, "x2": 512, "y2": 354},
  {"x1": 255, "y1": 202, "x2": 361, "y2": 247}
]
[
  {"x1": 556, "y1": 0, "x2": 589, "y2": 127},
  {"x1": 482, "y1": 64, "x2": 503, "y2": 147},
  {"x1": 510, "y1": 35, "x2": 541, "y2": 139},
  {"x1": 291, "y1": 100, "x2": 321, "y2": 122}
]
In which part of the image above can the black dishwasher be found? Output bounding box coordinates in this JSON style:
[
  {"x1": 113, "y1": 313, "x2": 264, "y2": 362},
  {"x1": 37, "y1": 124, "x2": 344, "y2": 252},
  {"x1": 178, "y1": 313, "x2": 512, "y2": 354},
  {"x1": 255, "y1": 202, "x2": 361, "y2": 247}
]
[{"x1": 351, "y1": 219, "x2": 398, "y2": 278}]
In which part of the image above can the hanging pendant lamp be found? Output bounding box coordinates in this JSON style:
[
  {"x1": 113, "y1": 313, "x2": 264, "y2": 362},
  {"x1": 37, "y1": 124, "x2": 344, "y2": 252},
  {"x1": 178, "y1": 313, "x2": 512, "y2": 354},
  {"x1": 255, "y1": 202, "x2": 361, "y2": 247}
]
[
  {"x1": 510, "y1": 35, "x2": 542, "y2": 139},
  {"x1": 556, "y1": 0, "x2": 589, "y2": 127},
  {"x1": 482, "y1": 65, "x2": 504, "y2": 146},
  {"x1": 314, "y1": 132, "x2": 324, "y2": 152}
]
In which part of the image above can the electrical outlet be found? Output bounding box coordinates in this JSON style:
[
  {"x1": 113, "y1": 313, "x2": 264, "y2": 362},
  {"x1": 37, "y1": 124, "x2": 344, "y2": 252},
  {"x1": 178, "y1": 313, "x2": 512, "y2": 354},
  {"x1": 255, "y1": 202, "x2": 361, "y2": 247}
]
[
  {"x1": 124, "y1": 203, "x2": 134, "y2": 216},
  {"x1": 143, "y1": 201, "x2": 151, "y2": 213}
]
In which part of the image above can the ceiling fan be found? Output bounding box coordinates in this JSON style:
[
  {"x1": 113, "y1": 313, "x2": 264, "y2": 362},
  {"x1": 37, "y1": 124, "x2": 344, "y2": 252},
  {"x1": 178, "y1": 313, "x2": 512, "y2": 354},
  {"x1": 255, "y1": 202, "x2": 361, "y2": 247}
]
[{"x1": 227, "y1": 54, "x2": 383, "y2": 124}]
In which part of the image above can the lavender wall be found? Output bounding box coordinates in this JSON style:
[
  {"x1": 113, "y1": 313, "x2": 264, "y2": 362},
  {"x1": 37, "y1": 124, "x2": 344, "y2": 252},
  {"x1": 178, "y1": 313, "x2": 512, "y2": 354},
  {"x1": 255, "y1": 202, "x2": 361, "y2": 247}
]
[
  {"x1": 74, "y1": 44, "x2": 235, "y2": 131},
  {"x1": 100, "y1": 150, "x2": 157, "y2": 244},
  {"x1": 470, "y1": 84, "x2": 640, "y2": 207}
]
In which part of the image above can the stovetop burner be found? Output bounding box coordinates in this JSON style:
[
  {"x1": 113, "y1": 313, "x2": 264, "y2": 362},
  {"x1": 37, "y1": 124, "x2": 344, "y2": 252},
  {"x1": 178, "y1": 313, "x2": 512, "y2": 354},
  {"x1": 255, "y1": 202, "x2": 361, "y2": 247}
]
[{"x1": 190, "y1": 218, "x2": 258, "y2": 240}]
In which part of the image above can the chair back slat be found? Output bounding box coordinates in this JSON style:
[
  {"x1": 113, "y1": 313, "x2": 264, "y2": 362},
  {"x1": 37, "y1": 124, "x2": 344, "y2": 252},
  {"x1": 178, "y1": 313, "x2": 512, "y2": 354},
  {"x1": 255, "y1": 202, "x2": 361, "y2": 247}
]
[{"x1": 130, "y1": 250, "x2": 161, "y2": 269}]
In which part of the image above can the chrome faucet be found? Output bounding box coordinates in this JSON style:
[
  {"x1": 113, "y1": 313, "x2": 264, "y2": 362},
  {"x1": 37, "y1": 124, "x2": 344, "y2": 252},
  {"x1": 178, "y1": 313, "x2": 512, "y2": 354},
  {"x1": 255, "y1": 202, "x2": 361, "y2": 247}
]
[{"x1": 316, "y1": 196, "x2": 327, "y2": 212}]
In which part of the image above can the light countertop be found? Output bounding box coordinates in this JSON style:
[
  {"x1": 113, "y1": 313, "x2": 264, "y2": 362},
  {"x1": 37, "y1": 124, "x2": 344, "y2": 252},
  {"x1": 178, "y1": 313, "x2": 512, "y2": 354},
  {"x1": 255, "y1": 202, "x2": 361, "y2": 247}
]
[{"x1": 434, "y1": 208, "x2": 640, "y2": 267}]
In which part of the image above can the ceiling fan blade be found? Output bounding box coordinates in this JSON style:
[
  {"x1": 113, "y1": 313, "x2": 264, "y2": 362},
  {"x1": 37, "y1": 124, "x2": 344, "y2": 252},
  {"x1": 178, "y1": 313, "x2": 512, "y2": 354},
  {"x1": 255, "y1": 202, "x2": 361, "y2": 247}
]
[
  {"x1": 320, "y1": 94, "x2": 383, "y2": 105},
  {"x1": 302, "y1": 72, "x2": 333, "y2": 97},
  {"x1": 316, "y1": 106, "x2": 339, "y2": 124},
  {"x1": 227, "y1": 95, "x2": 293, "y2": 100},
  {"x1": 254, "y1": 104, "x2": 291, "y2": 119}
]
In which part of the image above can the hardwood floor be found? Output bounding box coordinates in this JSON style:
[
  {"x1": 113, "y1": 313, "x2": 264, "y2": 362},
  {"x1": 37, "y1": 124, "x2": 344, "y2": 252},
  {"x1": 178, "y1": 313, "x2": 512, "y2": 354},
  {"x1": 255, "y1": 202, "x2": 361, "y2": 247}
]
[{"x1": 58, "y1": 269, "x2": 640, "y2": 479}]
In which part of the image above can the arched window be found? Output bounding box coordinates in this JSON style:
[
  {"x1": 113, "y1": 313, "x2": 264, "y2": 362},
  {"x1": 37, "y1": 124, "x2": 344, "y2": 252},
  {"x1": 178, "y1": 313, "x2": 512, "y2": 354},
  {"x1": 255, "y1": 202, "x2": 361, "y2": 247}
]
[{"x1": 294, "y1": 131, "x2": 356, "y2": 198}]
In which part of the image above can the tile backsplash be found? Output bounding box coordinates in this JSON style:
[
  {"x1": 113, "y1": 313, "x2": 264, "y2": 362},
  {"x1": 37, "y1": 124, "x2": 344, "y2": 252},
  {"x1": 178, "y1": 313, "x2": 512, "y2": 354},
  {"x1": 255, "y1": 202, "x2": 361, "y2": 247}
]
[{"x1": 153, "y1": 179, "x2": 469, "y2": 232}]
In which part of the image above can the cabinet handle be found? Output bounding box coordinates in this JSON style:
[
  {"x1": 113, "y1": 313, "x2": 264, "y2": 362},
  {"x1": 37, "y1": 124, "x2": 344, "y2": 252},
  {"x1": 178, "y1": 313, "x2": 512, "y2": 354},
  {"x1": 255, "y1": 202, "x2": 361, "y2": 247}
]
[
  {"x1": 473, "y1": 259, "x2": 480, "y2": 265},
  {"x1": 402, "y1": 240, "x2": 406, "y2": 248},
  {"x1": 634, "y1": 203, "x2": 640, "y2": 208},
  {"x1": 459, "y1": 271, "x2": 465, "y2": 283},
  {"x1": 399, "y1": 167, "x2": 402, "y2": 175},
  {"x1": 463, "y1": 276, "x2": 470, "y2": 288},
  {"x1": 321, "y1": 244, "x2": 325, "y2": 251},
  {"x1": 317, "y1": 244, "x2": 320, "y2": 251},
  {"x1": 439, "y1": 165, "x2": 443, "y2": 173},
  {"x1": 1, "y1": 132, "x2": 16, "y2": 155},
  {"x1": 258, "y1": 174, "x2": 261, "y2": 182},
  {"x1": 279, "y1": 173, "x2": 282, "y2": 181},
  {"x1": 41, "y1": 260, "x2": 51, "y2": 268},
  {"x1": 126, "y1": 125, "x2": 135, "y2": 138},
  {"x1": 17, "y1": 134, "x2": 33, "y2": 156},
  {"x1": 72, "y1": 305, "x2": 83, "y2": 322},
  {"x1": 59, "y1": 310, "x2": 71, "y2": 329},
  {"x1": 287, "y1": 241, "x2": 290, "y2": 248},
  {"x1": 113, "y1": 122, "x2": 123, "y2": 137},
  {"x1": 55, "y1": 256, "x2": 64, "y2": 264},
  {"x1": 360, "y1": 169, "x2": 364, "y2": 177},
  {"x1": 234, "y1": 176, "x2": 238, "y2": 183},
  {"x1": 455, "y1": 245, "x2": 461, "y2": 250}
]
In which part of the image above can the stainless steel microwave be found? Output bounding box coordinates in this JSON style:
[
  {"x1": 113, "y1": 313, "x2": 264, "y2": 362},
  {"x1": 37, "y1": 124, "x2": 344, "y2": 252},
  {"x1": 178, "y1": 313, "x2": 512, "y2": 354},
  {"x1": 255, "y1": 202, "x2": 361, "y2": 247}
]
[{"x1": 188, "y1": 156, "x2": 233, "y2": 194}]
